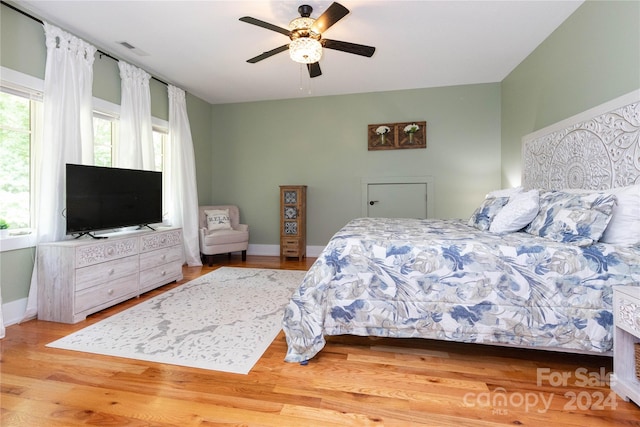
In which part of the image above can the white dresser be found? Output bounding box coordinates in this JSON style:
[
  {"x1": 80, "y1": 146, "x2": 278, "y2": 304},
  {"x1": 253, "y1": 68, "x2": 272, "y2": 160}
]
[
  {"x1": 37, "y1": 227, "x2": 183, "y2": 323},
  {"x1": 611, "y1": 285, "x2": 640, "y2": 405}
]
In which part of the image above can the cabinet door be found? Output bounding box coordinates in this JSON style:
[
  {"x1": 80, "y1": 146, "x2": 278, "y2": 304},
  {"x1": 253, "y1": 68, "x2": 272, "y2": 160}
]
[
  {"x1": 367, "y1": 183, "x2": 427, "y2": 219},
  {"x1": 281, "y1": 188, "x2": 301, "y2": 237}
]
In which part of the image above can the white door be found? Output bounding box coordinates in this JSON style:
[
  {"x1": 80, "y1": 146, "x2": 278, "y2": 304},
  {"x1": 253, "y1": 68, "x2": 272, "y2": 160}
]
[{"x1": 367, "y1": 183, "x2": 428, "y2": 218}]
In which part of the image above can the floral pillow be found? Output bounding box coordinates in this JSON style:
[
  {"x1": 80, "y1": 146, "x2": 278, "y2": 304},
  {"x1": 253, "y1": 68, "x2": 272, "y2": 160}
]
[
  {"x1": 525, "y1": 191, "x2": 616, "y2": 246},
  {"x1": 468, "y1": 197, "x2": 509, "y2": 231},
  {"x1": 205, "y1": 209, "x2": 232, "y2": 232}
]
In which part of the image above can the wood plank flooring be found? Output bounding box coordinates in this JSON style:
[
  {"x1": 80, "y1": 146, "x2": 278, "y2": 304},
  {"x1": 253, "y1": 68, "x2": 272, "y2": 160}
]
[{"x1": 2, "y1": 255, "x2": 639, "y2": 426}]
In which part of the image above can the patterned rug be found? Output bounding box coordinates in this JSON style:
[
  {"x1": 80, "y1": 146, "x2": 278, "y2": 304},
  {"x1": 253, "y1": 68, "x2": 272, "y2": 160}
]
[{"x1": 47, "y1": 267, "x2": 306, "y2": 374}]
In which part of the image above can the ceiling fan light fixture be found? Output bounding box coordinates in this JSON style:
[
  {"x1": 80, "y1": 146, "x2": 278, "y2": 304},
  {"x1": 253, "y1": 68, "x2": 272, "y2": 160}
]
[
  {"x1": 289, "y1": 37, "x2": 322, "y2": 64},
  {"x1": 288, "y1": 16, "x2": 315, "y2": 31}
]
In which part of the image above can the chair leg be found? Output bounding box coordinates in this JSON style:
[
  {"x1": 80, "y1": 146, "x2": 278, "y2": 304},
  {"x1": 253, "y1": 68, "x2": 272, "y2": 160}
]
[
  {"x1": 201, "y1": 253, "x2": 213, "y2": 267},
  {"x1": 242, "y1": 250, "x2": 247, "y2": 261}
]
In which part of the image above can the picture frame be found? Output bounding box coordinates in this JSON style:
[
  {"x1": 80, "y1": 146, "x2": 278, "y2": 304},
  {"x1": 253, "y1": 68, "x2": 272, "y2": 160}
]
[
  {"x1": 367, "y1": 123, "x2": 396, "y2": 150},
  {"x1": 367, "y1": 121, "x2": 426, "y2": 151}
]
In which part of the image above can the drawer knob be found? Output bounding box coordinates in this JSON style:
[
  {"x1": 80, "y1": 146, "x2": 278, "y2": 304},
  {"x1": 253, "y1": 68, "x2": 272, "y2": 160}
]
[
  {"x1": 108, "y1": 268, "x2": 115, "y2": 275},
  {"x1": 161, "y1": 270, "x2": 166, "y2": 276},
  {"x1": 161, "y1": 255, "x2": 166, "y2": 260},
  {"x1": 107, "y1": 288, "x2": 114, "y2": 295}
]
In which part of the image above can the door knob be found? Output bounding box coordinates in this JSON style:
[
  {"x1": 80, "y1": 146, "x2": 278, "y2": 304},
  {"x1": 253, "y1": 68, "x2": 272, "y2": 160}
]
[{"x1": 369, "y1": 200, "x2": 379, "y2": 205}]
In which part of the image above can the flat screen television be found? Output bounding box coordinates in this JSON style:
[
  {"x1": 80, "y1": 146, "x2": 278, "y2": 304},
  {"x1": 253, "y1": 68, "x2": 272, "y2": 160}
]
[{"x1": 65, "y1": 164, "x2": 163, "y2": 236}]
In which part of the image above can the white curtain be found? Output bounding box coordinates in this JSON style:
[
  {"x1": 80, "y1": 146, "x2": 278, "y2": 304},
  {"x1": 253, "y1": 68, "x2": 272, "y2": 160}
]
[
  {"x1": 116, "y1": 61, "x2": 154, "y2": 170},
  {"x1": 167, "y1": 85, "x2": 202, "y2": 266},
  {"x1": 21, "y1": 22, "x2": 96, "y2": 322}
]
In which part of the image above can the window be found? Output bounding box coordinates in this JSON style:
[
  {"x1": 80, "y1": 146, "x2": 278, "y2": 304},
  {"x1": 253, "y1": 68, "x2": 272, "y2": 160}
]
[
  {"x1": 152, "y1": 127, "x2": 167, "y2": 173},
  {"x1": 93, "y1": 113, "x2": 117, "y2": 167},
  {"x1": 0, "y1": 89, "x2": 41, "y2": 229}
]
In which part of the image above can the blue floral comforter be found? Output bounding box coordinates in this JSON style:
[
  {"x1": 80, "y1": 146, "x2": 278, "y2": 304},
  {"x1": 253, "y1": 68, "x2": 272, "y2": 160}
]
[{"x1": 282, "y1": 218, "x2": 640, "y2": 362}]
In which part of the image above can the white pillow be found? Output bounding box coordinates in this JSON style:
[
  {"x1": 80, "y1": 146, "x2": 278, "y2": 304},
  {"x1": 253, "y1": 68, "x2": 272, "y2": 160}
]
[
  {"x1": 205, "y1": 209, "x2": 232, "y2": 231},
  {"x1": 599, "y1": 184, "x2": 640, "y2": 246},
  {"x1": 489, "y1": 189, "x2": 540, "y2": 233}
]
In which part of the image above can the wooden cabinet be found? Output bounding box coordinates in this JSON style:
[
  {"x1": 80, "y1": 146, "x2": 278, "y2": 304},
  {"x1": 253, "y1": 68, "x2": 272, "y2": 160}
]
[
  {"x1": 37, "y1": 227, "x2": 183, "y2": 324},
  {"x1": 611, "y1": 285, "x2": 640, "y2": 405},
  {"x1": 280, "y1": 185, "x2": 307, "y2": 261}
]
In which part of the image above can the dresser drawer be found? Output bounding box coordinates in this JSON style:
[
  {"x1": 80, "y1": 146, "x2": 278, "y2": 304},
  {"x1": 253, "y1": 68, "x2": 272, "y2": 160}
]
[
  {"x1": 139, "y1": 244, "x2": 183, "y2": 270},
  {"x1": 282, "y1": 238, "x2": 299, "y2": 247},
  {"x1": 75, "y1": 255, "x2": 139, "y2": 291},
  {"x1": 139, "y1": 261, "x2": 183, "y2": 290},
  {"x1": 140, "y1": 229, "x2": 183, "y2": 253},
  {"x1": 614, "y1": 292, "x2": 640, "y2": 337},
  {"x1": 282, "y1": 247, "x2": 301, "y2": 257},
  {"x1": 75, "y1": 274, "x2": 138, "y2": 313},
  {"x1": 75, "y1": 237, "x2": 138, "y2": 268}
]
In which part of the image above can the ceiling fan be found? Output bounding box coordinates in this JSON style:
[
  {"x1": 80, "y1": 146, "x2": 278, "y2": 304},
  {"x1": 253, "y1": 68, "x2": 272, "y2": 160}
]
[{"x1": 239, "y1": 2, "x2": 376, "y2": 78}]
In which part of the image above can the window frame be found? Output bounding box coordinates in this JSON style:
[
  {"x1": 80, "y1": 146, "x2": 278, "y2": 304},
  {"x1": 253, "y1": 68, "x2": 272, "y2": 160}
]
[{"x1": 0, "y1": 70, "x2": 43, "y2": 251}]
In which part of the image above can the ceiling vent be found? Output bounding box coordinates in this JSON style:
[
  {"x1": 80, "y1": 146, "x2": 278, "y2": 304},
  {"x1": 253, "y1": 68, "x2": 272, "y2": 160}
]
[{"x1": 117, "y1": 41, "x2": 149, "y2": 56}]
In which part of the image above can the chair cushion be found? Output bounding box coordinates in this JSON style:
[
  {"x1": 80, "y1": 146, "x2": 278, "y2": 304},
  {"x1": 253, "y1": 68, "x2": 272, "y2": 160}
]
[{"x1": 203, "y1": 229, "x2": 248, "y2": 245}]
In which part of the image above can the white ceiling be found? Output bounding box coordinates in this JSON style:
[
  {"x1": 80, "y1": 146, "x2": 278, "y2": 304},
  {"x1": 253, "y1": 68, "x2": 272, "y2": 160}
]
[{"x1": 15, "y1": 0, "x2": 583, "y2": 105}]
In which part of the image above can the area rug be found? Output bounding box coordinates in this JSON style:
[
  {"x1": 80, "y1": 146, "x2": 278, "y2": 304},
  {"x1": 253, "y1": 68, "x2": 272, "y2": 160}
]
[{"x1": 47, "y1": 267, "x2": 307, "y2": 374}]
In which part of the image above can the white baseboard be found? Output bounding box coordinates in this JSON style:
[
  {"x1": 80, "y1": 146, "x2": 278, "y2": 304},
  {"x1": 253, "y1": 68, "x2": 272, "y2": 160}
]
[
  {"x1": 248, "y1": 244, "x2": 324, "y2": 258},
  {"x1": 2, "y1": 297, "x2": 29, "y2": 327}
]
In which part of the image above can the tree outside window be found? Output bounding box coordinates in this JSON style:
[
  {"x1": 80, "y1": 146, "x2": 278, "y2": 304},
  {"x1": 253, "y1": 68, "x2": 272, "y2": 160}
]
[{"x1": 0, "y1": 91, "x2": 33, "y2": 229}]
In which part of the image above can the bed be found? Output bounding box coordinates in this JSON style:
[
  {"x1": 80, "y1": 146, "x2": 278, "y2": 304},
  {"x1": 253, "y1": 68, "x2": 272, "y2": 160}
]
[{"x1": 282, "y1": 91, "x2": 640, "y2": 363}]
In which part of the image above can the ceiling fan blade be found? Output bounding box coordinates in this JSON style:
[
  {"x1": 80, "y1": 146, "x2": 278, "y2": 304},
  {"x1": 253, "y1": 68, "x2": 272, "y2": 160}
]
[
  {"x1": 239, "y1": 16, "x2": 290, "y2": 36},
  {"x1": 323, "y1": 39, "x2": 376, "y2": 57},
  {"x1": 311, "y1": 2, "x2": 349, "y2": 33},
  {"x1": 307, "y1": 62, "x2": 322, "y2": 78},
  {"x1": 247, "y1": 44, "x2": 289, "y2": 63}
]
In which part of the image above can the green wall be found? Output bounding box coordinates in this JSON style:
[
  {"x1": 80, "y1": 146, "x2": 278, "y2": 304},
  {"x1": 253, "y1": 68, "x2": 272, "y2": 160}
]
[
  {"x1": 211, "y1": 84, "x2": 501, "y2": 245},
  {"x1": 501, "y1": 0, "x2": 640, "y2": 187}
]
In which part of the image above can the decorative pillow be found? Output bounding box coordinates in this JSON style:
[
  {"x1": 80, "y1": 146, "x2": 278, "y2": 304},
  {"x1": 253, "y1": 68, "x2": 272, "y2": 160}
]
[
  {"x1": 526, "y1": 191, "x2": 617, "y2": 246},
  {"x1": 205, "y1": 209, "x2": 232, "y2": 231},
  {"x1": 489, "y1": 189, "x2": 539, "y2": 233},
  {"x1": 468, "y1": 197, "x2": 509, "y2": 231}
]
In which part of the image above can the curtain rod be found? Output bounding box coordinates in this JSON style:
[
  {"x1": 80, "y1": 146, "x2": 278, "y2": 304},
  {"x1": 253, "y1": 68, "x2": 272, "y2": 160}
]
[{"x1": 1, "y1": 0, "x2": 169, "y2": 87}]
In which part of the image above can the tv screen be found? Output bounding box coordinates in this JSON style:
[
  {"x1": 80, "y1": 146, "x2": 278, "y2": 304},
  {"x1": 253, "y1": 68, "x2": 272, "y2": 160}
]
[{"x1": 66, "y1": 164, "x2": 163, "y2": 235}]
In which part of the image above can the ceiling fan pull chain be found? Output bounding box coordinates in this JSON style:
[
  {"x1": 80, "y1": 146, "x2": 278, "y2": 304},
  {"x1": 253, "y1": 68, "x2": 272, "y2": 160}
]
[{"x1": 299, "y1": 64, "x2": 304, "y2": 92}]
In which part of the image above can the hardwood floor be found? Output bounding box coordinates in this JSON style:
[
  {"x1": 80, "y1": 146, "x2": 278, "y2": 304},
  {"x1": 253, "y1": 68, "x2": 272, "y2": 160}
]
[{"x1": 2, "y1": 255, "x2": 639, "y2": 426}]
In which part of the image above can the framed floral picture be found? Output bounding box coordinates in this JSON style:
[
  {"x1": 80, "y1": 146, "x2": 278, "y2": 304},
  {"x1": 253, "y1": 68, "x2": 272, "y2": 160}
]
[
  {"x1": 367, "y1": 121, "x2": 426, "y2": 151},
  {"x1": 367, "y1": 123, "x2": 396, "y2": 150},
  {"x1": 397, "y1": 121, "x2": 426, "y2": 149}
]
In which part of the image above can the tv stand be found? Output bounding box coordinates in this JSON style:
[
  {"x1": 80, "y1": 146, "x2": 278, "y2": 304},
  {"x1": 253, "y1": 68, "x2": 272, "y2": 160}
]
[
  {"x1": 137, "y1": 224, "x2": 156, "y2": 231},
  {"x1": 37, "y1": 227, "x2": 183, "y2": 323}
]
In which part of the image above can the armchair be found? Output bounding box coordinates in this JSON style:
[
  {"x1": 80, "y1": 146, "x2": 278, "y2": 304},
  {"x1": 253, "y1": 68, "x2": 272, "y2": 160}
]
[{"x1": 198, "y1": 205, "x2": 249, "y2": 266}]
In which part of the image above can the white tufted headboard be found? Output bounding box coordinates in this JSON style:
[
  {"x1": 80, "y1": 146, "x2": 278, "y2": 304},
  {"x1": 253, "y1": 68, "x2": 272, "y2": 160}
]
[{"x1": 522, "y1": 90, "x2": 640, "y2": 191}]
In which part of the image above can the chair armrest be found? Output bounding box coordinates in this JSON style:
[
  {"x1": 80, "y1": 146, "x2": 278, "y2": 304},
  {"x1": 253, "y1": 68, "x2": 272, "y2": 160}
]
[{"x1": 236, "y1": 224, "x2": 249, "y2": 232}]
